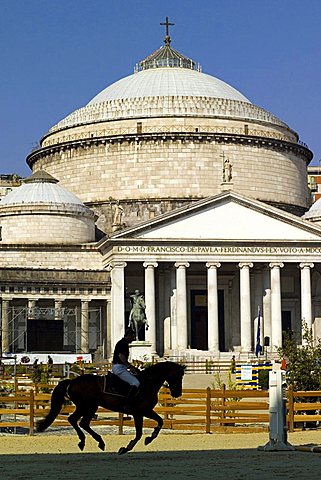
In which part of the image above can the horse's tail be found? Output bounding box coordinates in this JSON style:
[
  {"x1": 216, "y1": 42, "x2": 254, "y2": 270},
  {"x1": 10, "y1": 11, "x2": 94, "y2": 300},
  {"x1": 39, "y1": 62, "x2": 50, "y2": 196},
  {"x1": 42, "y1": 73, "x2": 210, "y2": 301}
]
[{"x1": 36, "y1": 379, "x2": 71, "y2": 432}]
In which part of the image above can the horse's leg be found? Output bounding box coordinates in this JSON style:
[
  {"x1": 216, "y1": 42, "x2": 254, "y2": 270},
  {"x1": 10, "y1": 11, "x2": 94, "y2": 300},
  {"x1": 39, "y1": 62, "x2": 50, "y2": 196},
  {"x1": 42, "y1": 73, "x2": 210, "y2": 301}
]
[
  {"x1": 68, "y1": 406, "x2": 86, "y2": 451},
  {"x1": 118, "y1": 414, "x2": 143, "y2": 455},
  {"x1": 144, "y1": 409, "x2": 163, "y2": 445},
  {"x1": 79, "y1": 407, "x2": 105, "y2": 451}
]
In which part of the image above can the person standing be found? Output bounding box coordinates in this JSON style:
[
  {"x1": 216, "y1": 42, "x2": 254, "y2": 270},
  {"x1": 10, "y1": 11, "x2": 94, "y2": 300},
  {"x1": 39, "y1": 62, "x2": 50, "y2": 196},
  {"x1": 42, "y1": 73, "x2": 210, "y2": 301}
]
[
  {"x1": 47, "y1": 355, "x2": 53, "y2": 375},
  {"x1": 230, "y1": 355, "x2": 236, "y2": 374}
]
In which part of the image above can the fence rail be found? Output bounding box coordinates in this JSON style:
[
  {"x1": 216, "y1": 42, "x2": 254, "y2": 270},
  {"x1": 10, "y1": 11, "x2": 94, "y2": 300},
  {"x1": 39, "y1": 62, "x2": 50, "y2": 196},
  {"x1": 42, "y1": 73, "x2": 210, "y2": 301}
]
[{"x1": 2, "y1": 378, "x2": 321, "y2": 436}]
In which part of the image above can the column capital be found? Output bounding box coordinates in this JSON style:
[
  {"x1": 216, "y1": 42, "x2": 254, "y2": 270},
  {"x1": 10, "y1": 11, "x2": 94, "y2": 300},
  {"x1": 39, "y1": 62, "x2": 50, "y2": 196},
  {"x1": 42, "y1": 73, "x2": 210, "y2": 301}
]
[
  {"x1": 106, "y1": 261, "x2": 127, "y2": 271},
  {"x1": 299, "y1": 262, "x2": 314, "y2": 270},
  {"x1": 269, "y1": 262, "x2": 284, "y2": 269},
  {"x1": 1, "y1": 297, "x2": 13, "y2": 303},
  {"x1": 143, "y1": 261, "x2": 158, "y2": 268},
  {"x1": 206, "y1": 262, "x2": 221, "y2": 269},
  {"x1": 238, "y1": 262, "x2": 253, "y2": 269},
  {"x1": 174, "y1": 262, "x2": 190, "y2": 269}
]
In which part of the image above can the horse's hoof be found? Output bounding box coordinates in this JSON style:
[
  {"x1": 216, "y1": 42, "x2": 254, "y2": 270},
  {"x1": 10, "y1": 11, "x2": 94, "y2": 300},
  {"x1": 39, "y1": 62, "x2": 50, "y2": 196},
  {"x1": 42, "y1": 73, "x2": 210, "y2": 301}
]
[
  {"x1": 99, "y1": 442, "x2": 105, "y2": 451},
  {"x1": 118, "y1": 447, "x2": 127, "y2": 455},
  {"x1": 145, "y1": 437, "x2": 152, "y2": 446},
  {"x1": 78, "y1": 442, "x2": 85, "y2": 451}
]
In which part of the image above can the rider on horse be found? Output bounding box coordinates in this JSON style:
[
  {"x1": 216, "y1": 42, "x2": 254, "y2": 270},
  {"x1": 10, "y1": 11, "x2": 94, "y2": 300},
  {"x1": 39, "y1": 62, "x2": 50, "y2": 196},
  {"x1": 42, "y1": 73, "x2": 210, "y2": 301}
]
[
  {"x1": 129, "y1": 289, "x2": 148, "y2": 338},
  {"x1": 111, "y1": 328, "x2": 140, "y2": 410}
]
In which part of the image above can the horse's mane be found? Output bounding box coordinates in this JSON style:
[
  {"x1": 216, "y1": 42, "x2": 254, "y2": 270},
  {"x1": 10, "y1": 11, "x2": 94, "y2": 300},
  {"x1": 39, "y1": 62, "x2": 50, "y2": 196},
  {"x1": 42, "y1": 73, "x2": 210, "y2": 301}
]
[{"x1": 138, "y1": 361, "x2": 185, "y2": 381}]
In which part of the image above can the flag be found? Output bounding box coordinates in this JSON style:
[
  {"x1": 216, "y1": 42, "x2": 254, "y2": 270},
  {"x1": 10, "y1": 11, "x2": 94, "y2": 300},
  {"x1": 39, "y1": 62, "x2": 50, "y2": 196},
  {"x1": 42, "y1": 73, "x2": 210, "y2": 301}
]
[{"x1": 255, "y1": 307, "x2": 261, "y2": 357}]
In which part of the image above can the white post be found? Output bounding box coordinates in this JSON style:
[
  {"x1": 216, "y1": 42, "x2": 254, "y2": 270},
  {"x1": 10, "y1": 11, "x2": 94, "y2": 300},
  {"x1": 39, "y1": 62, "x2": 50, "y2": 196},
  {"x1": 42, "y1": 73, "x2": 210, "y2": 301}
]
[{"x1": 259, "y1": 370, "x2": 294, "y2": 451}]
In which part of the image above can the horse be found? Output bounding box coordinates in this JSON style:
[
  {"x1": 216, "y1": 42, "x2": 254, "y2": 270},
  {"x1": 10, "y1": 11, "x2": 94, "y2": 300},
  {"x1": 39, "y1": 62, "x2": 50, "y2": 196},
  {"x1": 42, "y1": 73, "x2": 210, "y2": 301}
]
[{"x1": 36, "y1": 361, "x2": 185, "y2": 455}]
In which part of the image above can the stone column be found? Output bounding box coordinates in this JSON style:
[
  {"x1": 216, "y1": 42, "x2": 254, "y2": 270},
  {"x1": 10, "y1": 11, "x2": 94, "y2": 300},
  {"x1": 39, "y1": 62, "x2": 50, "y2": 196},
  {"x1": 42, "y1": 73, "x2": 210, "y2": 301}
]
[
  {"x1": 263, "y1": 268, "x2": 271, "y2": 348},
  {"x1": 81, "y1": 300, "x2": 89, "y2": 353},
  {"x1": 238, "y1": 262, "x2": 253, "y2": 352},
  {"x1": 106, "y1": 298, "x2": 112, "y2": 359},
  {"x1": 253, "y1": 268, "x2": 263, "y2": 349},
  {"x1": 108, "y1": 262, "x2": 127, "y2": 352},
  {"x1": 269, "y1": 262, "x2": 284, "y2": 350},
  {"x1": 1, "y1": 299, "x2": 10, "y2": 354},
  {"x1": 54, "y1": 300, "x2": 63, "y2": 321},
  {"x1": 143, "y1": 261, "x2": 158, "y2": 354},
  {"x1": 157, "y1": 271, "x2": 166, "y2": 355},
  {"x1": 299, "y1": 262, "x2": 314, "y2": 341},
  {"x1": 169, "y1": 269, "x2": 177, "y2": 350},
  {"x1": 174, "y1": 262, "x2": 190, "y2": 350},
  {"x1": 206, "y1": 262, "x2": 221, "y2": 353}
]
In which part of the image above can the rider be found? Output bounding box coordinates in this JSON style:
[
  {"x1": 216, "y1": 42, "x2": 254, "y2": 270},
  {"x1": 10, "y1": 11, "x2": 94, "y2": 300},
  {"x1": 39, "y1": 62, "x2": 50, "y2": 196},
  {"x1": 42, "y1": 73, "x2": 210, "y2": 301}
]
[{"x1": 112, "y1": 328, "x2": 140, "y2": 409}]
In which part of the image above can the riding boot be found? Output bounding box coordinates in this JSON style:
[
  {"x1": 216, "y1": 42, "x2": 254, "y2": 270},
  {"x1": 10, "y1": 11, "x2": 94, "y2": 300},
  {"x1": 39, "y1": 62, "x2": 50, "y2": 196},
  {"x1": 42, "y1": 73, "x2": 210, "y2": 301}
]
[{"x1": 123, "y1": 385, "x2": 140, "y2": 412}]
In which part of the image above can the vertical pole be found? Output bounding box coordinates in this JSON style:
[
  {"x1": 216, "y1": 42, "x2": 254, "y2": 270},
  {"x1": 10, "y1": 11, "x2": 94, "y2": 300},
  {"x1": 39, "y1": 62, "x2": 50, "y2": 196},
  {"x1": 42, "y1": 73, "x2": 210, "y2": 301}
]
[
  {"x1": 206, "y1": 387, "x2": 211, "y2": 433},
  {"x1": 259, "y1": 370, "x2": 294, "y2": 450},
  {"x1": 29, "y1": 389, "x2": 34, "y2": 436}
]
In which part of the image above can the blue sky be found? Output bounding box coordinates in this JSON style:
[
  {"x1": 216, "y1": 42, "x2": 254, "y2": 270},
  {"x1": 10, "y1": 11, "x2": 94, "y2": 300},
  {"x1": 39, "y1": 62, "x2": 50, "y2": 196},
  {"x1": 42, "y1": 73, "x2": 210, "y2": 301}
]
[{"x1": 1, "y1": 0, "x2": 321, "y2": 176}]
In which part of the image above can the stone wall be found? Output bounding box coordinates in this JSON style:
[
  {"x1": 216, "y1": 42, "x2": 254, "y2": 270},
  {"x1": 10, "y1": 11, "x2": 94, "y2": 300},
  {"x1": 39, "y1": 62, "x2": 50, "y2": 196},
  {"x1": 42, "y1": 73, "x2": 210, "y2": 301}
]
[
  {"x1": 0, "y1": 245, "x2": 102, "y2": 269},
  {"x1": 0, "y1": 204, "x2": 96, "y2": 244}
]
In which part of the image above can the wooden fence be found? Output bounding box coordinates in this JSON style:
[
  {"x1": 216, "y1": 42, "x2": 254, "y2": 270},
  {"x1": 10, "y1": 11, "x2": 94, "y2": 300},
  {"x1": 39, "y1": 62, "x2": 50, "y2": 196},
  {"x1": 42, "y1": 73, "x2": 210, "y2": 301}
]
[
  {"x1": 1, "y1": 380, "x2": 321, "y2": 435},
  {"x1": 0, "y1": 386, "x2": 269, "y2": 435}
]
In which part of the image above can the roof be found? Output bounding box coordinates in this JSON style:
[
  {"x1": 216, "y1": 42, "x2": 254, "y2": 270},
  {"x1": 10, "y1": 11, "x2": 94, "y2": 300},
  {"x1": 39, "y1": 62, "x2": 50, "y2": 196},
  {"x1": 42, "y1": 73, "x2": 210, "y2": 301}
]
[
  {"x1": 88, "y1": 67, "x2": 250, "y2": 105},
  {"x1": 0, "y1": 170, "x2": 85, "y2": 206}
]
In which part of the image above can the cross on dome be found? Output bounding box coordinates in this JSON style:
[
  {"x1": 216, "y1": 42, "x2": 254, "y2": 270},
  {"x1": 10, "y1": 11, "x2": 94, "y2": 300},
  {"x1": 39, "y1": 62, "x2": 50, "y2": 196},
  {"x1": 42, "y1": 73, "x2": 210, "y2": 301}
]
[{"x1": 160, "y1": 16, "x2": 175, "y2": 45}]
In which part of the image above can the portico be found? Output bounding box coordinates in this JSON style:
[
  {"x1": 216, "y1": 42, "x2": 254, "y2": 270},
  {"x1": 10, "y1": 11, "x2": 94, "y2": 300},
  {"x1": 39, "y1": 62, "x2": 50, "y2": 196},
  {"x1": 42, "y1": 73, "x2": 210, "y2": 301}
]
[{"x1": 100, "y1": 192, "x2": 321, "y2": 359}]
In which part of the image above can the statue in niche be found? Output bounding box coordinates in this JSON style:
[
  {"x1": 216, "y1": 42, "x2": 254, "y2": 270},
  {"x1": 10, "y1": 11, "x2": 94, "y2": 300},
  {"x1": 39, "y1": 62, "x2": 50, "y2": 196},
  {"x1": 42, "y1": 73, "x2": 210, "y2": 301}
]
[
  {"x1": 112, "y1": 201, "x2": 124, "y2": 229},
  {"x1": 223, "y1": 158, "x2": 232, "y2": 183},
  {"x1": 128, "y1": 289, "x2": 148, "y2": 339}
]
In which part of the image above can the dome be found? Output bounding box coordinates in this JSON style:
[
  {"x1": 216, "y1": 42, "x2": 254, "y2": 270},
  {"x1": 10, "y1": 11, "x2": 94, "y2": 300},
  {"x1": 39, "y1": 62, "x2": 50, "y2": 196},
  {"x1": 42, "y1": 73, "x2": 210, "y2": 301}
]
[
  {"x1": 0, "y1": 170, "x2": 96, "y2": 244},
  {"x1": 87, "y1": 68, "x2": 250, "y2": 105},
  {"x1": 46, "y1": 39, "x2": 288, "y2": 135},
  {"x1": 26, "y1": 33, "x2": 312, "y2": 233},
  {"x1": 303, "y1": 199, "x2": 321, "y2": 222},
  {"x1": 1, "y1": 170, "x2": 84, "y2": 206}
]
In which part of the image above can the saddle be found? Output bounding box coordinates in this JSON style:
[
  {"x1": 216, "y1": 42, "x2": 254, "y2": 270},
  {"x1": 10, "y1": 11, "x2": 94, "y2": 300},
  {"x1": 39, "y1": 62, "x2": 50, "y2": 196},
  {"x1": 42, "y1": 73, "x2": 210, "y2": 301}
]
[{"x1": 103, "y1": 372, "x2": 132, "y2": 397}]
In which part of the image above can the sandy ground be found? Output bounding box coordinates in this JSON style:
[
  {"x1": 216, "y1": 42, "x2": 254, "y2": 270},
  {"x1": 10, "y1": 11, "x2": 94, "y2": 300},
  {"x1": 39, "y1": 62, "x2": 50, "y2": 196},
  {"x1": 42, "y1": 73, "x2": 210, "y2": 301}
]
[{"x1": 1, "y1": 428, "x2": 321, "y2": 480}]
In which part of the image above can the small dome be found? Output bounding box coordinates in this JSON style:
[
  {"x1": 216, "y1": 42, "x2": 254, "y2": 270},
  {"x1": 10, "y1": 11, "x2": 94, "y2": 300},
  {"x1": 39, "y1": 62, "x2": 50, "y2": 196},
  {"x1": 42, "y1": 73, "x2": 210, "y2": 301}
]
[
  {"x1": 0, "y1": 170, "x2": 96, "y2": 245},
  {"x1": 1, "y1": 170, "x2": 84, "y2": 206},
  {"x1": 88, "y1": 67, "x2": 250, "y2": 105},
  {"x1": 303, "y1": 199, "x2": 321, "y2": 222}
]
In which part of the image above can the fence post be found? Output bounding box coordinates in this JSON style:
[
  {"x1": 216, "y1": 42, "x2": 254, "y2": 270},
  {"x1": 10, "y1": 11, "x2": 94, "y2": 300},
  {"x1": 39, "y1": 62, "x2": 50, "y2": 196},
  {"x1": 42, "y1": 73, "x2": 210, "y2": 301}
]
[
  {"x1": 29, "y1": 389, "x2": 35, "y2": 436},
  {"x1": 220, "y1": 384, "x2": 226, "y2": 426},
  {"x1": 287, "y1": 385, "x2": 294, "y2": 433},
  {"x1": 118, "y1": 412, "x2": 124, "y2": 435},
  {"x1": 206, "y1": 387, "x2": 211, "y2": 433}
]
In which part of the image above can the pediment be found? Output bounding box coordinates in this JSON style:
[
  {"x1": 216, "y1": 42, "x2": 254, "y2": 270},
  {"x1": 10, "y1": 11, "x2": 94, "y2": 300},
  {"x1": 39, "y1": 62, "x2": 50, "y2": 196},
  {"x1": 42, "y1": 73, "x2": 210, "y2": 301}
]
[{"x1": 108, "y1": 192, "x2": 321, "y2": 242}]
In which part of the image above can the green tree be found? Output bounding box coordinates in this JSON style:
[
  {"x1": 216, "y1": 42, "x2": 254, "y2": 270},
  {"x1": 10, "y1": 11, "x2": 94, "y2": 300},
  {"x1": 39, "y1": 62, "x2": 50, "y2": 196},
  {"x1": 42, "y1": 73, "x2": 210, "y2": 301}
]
[{"x1": 278, "y1": 323, "x2": 321, "y2": 392}]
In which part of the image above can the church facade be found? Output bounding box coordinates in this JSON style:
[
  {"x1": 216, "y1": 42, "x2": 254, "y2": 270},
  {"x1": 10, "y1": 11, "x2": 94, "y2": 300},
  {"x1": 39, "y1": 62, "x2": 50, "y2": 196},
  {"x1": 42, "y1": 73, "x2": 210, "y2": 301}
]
[{"x1": 1, "y1": 25, "x2": 320, "y2": 361}]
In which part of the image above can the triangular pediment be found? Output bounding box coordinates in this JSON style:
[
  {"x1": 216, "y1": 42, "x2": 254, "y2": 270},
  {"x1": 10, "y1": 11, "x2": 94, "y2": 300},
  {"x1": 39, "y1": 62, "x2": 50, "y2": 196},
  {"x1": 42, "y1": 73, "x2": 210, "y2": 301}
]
[{"x1": 104, "y1": 192, "x2": 321, "y2": 242}]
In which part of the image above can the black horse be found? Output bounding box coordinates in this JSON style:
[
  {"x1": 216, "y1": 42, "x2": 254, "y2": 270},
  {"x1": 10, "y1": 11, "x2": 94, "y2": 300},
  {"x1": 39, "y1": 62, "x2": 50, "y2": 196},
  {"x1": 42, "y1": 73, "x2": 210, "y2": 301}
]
[{"x1": 36, "y1": 361, "x2": 185, "y2": 454}]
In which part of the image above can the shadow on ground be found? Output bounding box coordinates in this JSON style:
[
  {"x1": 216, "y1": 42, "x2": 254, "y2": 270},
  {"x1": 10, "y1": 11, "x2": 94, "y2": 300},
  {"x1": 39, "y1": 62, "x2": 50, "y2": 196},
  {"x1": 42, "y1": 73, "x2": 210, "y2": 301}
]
[{"x1": 0, "y1": 448, "x2": 320, "y2": 480}]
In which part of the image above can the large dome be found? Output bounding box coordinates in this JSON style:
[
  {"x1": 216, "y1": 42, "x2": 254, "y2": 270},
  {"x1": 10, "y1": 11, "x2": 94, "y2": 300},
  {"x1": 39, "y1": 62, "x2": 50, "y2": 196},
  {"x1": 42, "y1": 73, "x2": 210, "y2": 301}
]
[
  {"x1": 26, "y1": 33, "x2": 313, "y2": 233},
  {"x1": 88, "y1": 68, "x2": 250, "y2": 104}
]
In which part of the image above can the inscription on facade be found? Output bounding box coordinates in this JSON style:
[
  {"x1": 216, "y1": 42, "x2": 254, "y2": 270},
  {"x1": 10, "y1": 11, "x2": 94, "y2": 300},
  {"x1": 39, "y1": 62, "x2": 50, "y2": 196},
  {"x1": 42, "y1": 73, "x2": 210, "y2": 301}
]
[{"x1": 115, "y1": 245, "x2": 321, "y2": 255}]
